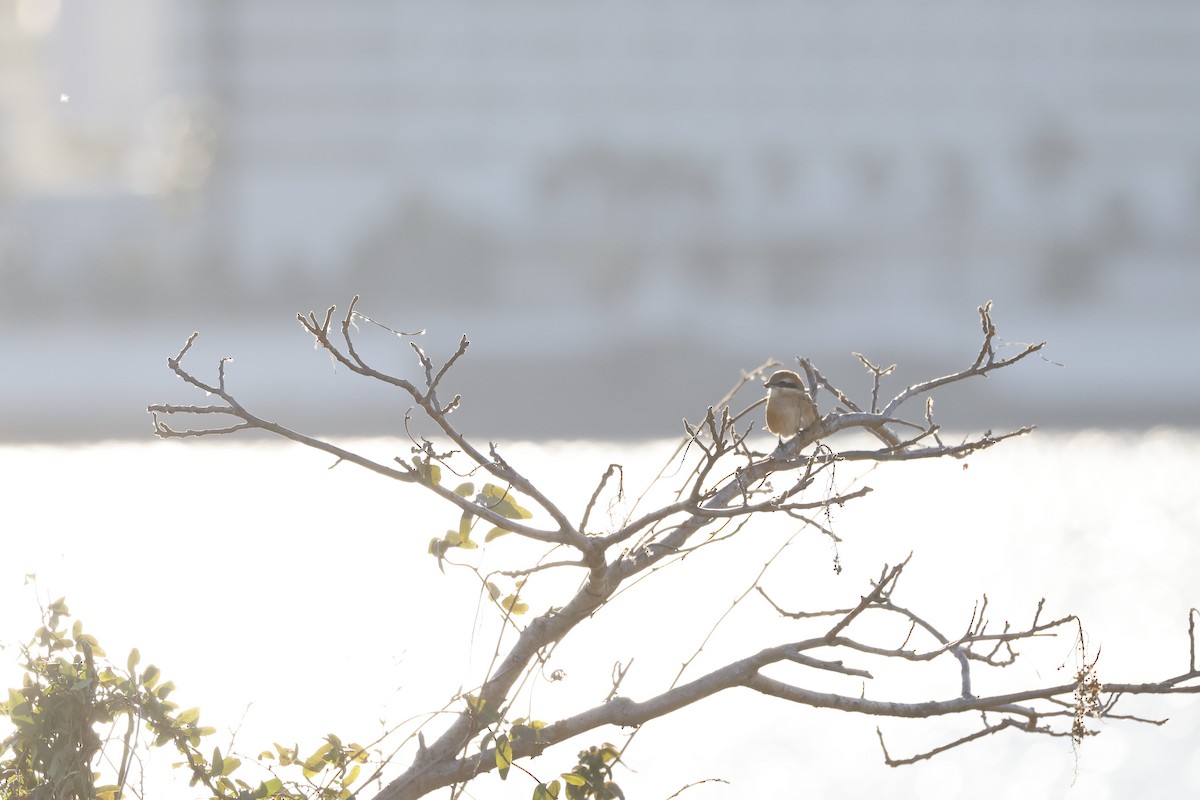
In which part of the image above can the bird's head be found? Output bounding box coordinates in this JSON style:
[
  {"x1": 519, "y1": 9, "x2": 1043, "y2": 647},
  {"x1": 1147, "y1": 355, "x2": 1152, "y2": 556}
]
[{"x1": 764, "y1": 369, "x2": 805, "y2": 392}]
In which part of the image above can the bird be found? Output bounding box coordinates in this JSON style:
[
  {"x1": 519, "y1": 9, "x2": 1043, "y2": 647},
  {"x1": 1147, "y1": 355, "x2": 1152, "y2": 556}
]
[{"x1": 764, "y1": 369, "x2": 820, "y2": 441}]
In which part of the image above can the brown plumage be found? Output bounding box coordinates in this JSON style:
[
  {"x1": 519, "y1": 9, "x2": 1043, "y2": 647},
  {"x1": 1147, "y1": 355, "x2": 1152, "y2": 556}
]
[{"x1": 764, "y1": 369, "x2": 819, "y2": 439}]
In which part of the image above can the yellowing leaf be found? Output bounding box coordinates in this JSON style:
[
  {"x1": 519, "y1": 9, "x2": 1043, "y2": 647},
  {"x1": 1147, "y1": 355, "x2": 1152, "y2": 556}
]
[
  {"x1": 77, "y1": 634, "x2": 105, "y2": 656},
  {"x1": 411, "y1": 456, "x2": 442, "y2": 485},
  {"x1": 496, "y1": 735, "x2": 513, "y2": 779},
  {"x1": 454, "y1": 482, "x2": 475, "y2": 497},
  {"x1": 480, "y1": 484, "x2": 533, "y2": 520},
  {"x1": 274, "y1": 743, "x2": 297, "y2": 766},
  {"x1": 501, "y1": 595, "x2": 529, "y2": 615},
  {"x1": 484, "y1": 526, "x2": 510, "y2": 542},
  {"x1": 303, "y1": 742, "x2": 334, "y2": 778}
]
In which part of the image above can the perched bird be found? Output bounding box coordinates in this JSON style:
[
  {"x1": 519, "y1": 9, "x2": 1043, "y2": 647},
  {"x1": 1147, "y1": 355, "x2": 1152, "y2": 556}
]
[{"x1": 764, "y1": 369, "x2": 820, "y2": 441}]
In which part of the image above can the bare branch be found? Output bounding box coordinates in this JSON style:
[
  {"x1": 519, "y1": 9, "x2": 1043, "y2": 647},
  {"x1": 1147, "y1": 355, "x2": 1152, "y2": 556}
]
[
  {"x1": 1190, "y1": 608, "x2": 1198, "y2": 673},
  {"x1": 877, "y1": 719, "x2": 1033, "y2": 767},
  {"x1": 852, "y1": 352, "x2": 896, "y2": 414},
  {"x1": 580, "y1": 464, "x2": 623, "y2": 535},
  {"x1": 148, "y1": 300, "x2": 1199, "y2": 800},
  {"x1": 880, "y1": 303, "x2": 1045, "y2": 419}
]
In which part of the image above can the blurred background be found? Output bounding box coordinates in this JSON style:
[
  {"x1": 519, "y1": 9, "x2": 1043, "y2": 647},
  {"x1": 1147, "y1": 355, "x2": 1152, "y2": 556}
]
[
  {"x1": 1, "y1": 0, "x2": 1198, "y2": 441},
  {"x1": 4, "y1": 5, "x2": 1200, "y2": 799}
]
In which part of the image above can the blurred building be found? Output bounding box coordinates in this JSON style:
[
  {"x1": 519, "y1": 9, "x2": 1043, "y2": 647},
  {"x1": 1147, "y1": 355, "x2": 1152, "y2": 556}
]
[
  {"x1": 4, "y1": 1, "x2": 1199, "y2": 309},
  {"x1": 1, "y1": 1, "x2": 1199, "y2": 437}
]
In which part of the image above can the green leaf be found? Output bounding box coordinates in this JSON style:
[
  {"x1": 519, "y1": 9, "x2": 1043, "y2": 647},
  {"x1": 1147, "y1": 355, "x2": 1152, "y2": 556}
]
[
  {"x1": 213, "y1": 743, "x2": 238, "y2": 777},
  {"x1": 10, "y1": 702, "x2": 33, "y2": 726},
  {"x1": 562, "y1": 773, "x2": 587, "y2": 786},
  {"x1": 177, "y1": 707, "x2": 201, "y2": 725},
  {"x1": 343, "y1": 763, "x2": 361, "y2": 787},
  {"x1": 533, "y1": 781, "x2": 561, "y2": 800},
  {"x1": 454, "y1": 482, "x2": 475, "y2": 497},
  {"x1": 127, "y1": 647, "x2": 141, "y2": 671},
  {"x1": 465, "y1": 693, "x2": 501, "y2": 726},
  {"x1": 496, "y1": 734, "x2": 513, "y2": 780},
  {"x1": 142, "y1": 665, "x2": 161, "y2": 689},
  {"x1": 480, "y1": 484, "x2": 533, "y2": 520},
  {"x1": 4, "y1": 687, "x2": 24, "y2": 716}
]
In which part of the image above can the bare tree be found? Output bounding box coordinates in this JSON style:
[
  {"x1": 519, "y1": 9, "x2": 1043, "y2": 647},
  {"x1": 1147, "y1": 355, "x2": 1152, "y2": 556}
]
[{"x1": 144, "y1": 299, "x2": 1200, "y2": 800}]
